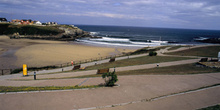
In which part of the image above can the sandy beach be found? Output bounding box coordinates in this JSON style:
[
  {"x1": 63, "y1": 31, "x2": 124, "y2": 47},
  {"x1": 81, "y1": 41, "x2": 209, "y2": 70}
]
[{"x1": 0, "y1": 35, "x2": 134, "y2": 69}]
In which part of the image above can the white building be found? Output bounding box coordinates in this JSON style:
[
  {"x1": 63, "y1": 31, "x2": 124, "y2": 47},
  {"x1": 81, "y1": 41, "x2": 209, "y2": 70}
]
[
  {"x1": 35, "y1": 21, "x2": 42, "y2": 25},
  {"x1": 46, "y1": 22, "x2": 58, "y2": 25}
]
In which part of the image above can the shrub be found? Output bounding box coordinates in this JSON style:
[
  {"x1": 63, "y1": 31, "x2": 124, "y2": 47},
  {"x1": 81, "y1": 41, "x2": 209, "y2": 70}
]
[
  {"x1": 102, "y1": 71, "x2": 118, "y2": 87},
  {"x1": 149, "y1": 51, "x2": 157, "y2": 56}
]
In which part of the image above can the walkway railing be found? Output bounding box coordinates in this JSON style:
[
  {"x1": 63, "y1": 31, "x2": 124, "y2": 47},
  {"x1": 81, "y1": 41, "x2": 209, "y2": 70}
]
[{"x1": 0, "y1": 69, "x2": 13, "y2": 75}]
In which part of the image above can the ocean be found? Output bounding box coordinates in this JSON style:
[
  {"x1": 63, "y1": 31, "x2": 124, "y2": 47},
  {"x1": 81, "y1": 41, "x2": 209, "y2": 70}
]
[{"x1": 75, "y1": 25, "x2": 220, "y2": 48}]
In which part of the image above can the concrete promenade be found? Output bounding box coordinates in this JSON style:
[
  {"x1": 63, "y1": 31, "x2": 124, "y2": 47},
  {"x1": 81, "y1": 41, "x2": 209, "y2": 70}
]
[{"x1": 0, "y1": 73, "x2": 220, "y2": 110}]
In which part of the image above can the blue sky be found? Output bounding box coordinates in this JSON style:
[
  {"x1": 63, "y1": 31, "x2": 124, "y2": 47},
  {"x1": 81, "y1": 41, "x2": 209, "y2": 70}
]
[{"x1": 1, "y1": 0, "x2": 220, "y2": 30}]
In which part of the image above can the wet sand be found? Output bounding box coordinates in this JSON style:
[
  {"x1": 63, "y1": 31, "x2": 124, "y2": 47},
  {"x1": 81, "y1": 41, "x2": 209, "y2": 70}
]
[{"x1": 0, "y1": 35, "x2": 134, "y2": 69}]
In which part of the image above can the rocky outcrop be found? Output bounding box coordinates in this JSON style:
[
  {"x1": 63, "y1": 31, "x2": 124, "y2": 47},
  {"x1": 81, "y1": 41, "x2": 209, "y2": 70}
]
[
  {"x1": 58, "y1": 25, "x2": 91, "y2": 40},
  {"x1": 9, "y1": 24, "x2": 91, "y2": 41}
]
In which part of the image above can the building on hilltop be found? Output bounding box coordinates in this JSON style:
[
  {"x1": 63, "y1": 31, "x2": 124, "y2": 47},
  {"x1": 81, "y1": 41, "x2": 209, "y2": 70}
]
[
  {"x1": 46, "y1": 22, "x2": 58, "y2": 25},
  {"x1": 12, "y1": 19, "x2": 42, "y2": 25},
  {"x1": 28, "y1": 19, "x2": 34, "y2": 25},
  {"x1": 21, "y1": 19, "x2": 30, "y2": 25},
  {"x1": 0, "y1": 18, "x2": 8, "y2": 22},
  {"x1": 11, "y1": 19, "x2": 21, "y2": 24},
  {"x1": 33, "y1": 21, "x2": 42, "y2": 25},
  {"x1": 21, "y1": 19, "x2": 33, "y2": 25}
]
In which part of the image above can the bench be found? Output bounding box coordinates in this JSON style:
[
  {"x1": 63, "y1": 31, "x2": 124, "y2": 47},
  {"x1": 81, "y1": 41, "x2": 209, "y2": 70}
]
[
  {"x1": 200, "y1": 58, "x2": 208, "y2": 62},
  {"x1": 109, "y1": 58, "x2": 115, "y2": 62},
  {"x1": 79, "y1": 67, "x2": 86, "y2": 70},
  {"x1": 97, "y1": 68, "x2": 109, "y2": 74},
  {"x1": 72, "y1": 65, "x2": 81, "y2": 70},
  {"x1": 210, "y1": 58, "x2": 218, "y2": 62}
]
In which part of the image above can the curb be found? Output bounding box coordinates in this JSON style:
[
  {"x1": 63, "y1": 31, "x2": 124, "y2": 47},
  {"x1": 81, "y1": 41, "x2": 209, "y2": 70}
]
[{"x1": 0, "y1": 87, "x2": 97, "y2": 95}]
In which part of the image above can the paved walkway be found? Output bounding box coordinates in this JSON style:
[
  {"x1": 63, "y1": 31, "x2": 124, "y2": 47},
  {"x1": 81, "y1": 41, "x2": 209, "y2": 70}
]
[{"x1": 0, "y1": 73, "x2": 220, "y2": 110}]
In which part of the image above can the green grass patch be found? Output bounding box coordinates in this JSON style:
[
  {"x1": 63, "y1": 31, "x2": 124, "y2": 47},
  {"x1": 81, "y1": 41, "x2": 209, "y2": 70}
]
[
  {"x1": 73, "y1": 74, "x2": 102, "y2": 78},
  {"x1": 156, "y1": 46, "x2": 170, "y2": 50},
  {"x1": 198, "y1": 104, "x2": 220, "y2": 110},
  {"x1": 68, "y1": 63, "x2": 220, "y2": 78},
  {"x1": 10, "y1": 74, "x2": 102, "y2": 81},
  {"x1": 116, "y1": 63, "x2": 220, "y2": 75},
  {"x1": 167, "y1": 45, "x2": 190, "y2": 51},
  {"x1": 167, "y1": 46, "x2": 220, "y2": 57},
  {"x1": 128, "y1": 47, "x2": 152, "y2": 55},
  {"x1": 86, "y1": 56, "x2": 194, "y2": 70},
  {"x1": 129, "y1": 46, "x2": 168, "y2": 55},
  {"x1": 0, "y1": 85, "x2": 102, "y2": 93}
]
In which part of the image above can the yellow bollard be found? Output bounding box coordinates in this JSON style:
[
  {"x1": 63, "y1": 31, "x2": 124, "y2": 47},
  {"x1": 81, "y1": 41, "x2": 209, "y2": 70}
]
[{"x1": 23, "y1": 64, "x2": 28, "y2": 76}]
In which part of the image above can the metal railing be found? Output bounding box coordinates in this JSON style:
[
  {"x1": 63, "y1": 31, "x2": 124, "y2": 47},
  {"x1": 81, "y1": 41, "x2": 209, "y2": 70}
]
[{"x1": 0, "y1": 69, "x2": 13, "y2": 75}]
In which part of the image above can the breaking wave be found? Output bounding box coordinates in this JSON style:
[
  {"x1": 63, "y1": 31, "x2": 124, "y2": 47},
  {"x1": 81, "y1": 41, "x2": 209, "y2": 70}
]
[{"x1": 76, "y1": 37, "x2": 168, "y2": 47}]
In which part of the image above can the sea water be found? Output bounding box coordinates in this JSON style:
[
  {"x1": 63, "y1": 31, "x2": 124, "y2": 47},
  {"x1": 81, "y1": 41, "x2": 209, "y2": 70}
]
[{"x1": 76, "y1": 25, "x2": 220, "y2": 48}]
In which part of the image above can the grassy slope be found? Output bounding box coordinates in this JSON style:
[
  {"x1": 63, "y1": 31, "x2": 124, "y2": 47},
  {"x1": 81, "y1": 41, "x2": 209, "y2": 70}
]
[
  {"x1": 71, "y1": 63, "x2": 220, "y2": 78},
  {"x1": 0, "y1": 85, "x2": 102, "y2": 93},
  {"x1": 117, "y1": 63, "x2": 220, "y2": 75},
  {"x1": 0, "y1": 23, "x2": 64, "y2": 35},
  {"x1": 167, "y1": 45, "x2": 190, "y2": 51},
  {"x1": 85, "y1": 56, "x2": 193, "y2": 70},
  {"x1": 167, "y1": 46, "x2": 220, "y2": 57}
]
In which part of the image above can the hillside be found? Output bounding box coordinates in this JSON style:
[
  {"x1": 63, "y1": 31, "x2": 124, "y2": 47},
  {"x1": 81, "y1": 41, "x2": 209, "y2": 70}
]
[{"x1": 0, "y1": 23, "x2": 91, "y2": 41}]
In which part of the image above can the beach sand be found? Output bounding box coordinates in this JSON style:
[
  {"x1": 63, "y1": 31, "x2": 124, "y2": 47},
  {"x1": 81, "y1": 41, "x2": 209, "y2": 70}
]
[{"x1": 0, "y1": 35, "x2": 134, "y2": 69}]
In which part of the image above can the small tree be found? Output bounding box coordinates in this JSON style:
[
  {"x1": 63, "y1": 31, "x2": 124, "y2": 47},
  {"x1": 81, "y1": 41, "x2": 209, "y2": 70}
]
[
  {"x1": 102, "y1": 71, "x2": 118, "y2": 87},
  {"x1": 149, "y1": 51, "x2": 157, "y2": 56}
]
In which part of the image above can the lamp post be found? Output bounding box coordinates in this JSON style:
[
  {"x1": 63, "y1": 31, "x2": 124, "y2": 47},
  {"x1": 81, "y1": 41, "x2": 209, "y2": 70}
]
[{"x1": 34, "y1": 72, "x2": 36, "y2": 80}]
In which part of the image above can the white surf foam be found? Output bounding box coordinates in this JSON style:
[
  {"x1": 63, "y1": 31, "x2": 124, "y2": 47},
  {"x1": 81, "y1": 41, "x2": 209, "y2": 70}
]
[
  {"x1": 76, "y1": 38, "x2": 161, "y2": 47},
  {"x1": 90, "y1": 37, "x2": 130, "y2": 43},
  {"x1": 131, "y1": 41, "x2": 160, "y2": 45},
  {"x1": 151, "y1": 40, "x2": 168, "y2": 43},
  {"x1": 90, "y1": 32, "x2": 99, "y2": 35}
]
